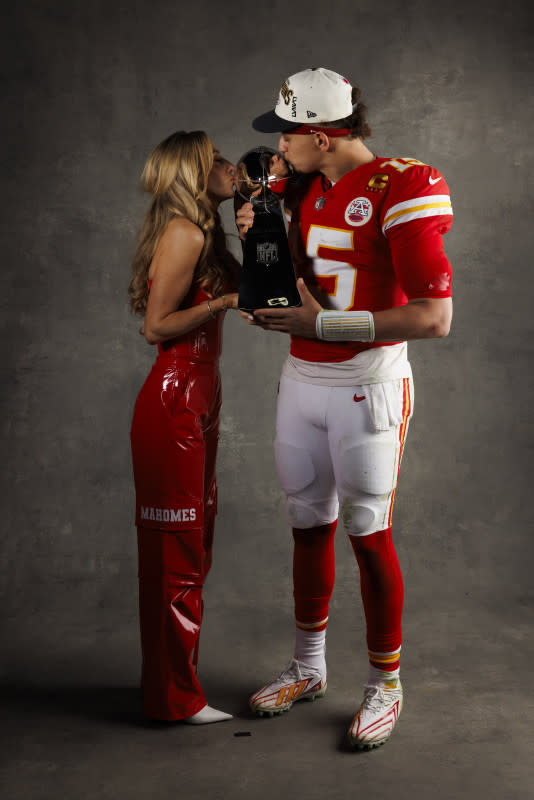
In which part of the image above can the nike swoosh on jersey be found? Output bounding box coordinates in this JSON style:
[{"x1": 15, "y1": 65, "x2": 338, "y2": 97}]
[{"x1": 428, "y1": 176, "x2": 441, "y2": 185}]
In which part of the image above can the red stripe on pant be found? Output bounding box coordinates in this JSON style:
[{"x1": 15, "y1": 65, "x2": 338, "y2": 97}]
[
  {"x1": 349, "y1": 527, "x2": 403, "y2": 669},
  {"x1": 137, "y1": 513, "x2": 215, "y2": 720}
]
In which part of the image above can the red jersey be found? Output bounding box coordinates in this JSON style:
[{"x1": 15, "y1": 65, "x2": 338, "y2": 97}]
[{"x1": 283, "y1": 156, "x2": 453, "y2": 362}]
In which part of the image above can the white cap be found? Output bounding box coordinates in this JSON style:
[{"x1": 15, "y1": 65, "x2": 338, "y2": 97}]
[{"x1": 253, "y1": 68, "x2": 353, "y2": 133}]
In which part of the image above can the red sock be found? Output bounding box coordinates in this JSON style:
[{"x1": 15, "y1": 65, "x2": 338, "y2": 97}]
[
  {"x1": 292, "y1": 521, "x2": 337, "y2": 630},
  {"x1": 349, "y1": 527, "x2": 403, "y2": 671}
]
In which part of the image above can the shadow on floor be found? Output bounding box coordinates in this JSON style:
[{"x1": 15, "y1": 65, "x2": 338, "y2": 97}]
[
  {"x1": 1, "y1": 683, "x2": 144, "y2": 726},
  {"x1": 0, "y1": 672, "x2": 257, "y2": 729}
]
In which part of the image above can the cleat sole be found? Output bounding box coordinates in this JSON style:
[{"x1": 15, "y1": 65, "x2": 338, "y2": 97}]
[
  {"x1": 303, "y1": 687, "x2": 327, "y2": 702},
  {"x1": 254, "y1": 706, "x2": 289, "y2": 717},
  {"x1": 355, "y1": 739, "x2": 387, "y2": 751},
  {"x1": 251, "y1": 686, "x2": 327, "y2": 717},
  {"x1": 349, "y1": 733, "x2": 390, "y2": 751}
]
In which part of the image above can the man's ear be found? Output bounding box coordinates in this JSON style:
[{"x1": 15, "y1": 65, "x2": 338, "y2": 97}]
[{"x1": 314, "y1": 132, "x2": 333, "y2": 152}]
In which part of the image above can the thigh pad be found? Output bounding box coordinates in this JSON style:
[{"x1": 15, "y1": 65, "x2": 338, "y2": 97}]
[
  {"x1": 338, "y1": 435, "x2": 398, "y2": 496},
  {"x1": 274, "y1": 441, "x2": 316, "y2": 495},
  {"x1": 274, "y1": 441, "x2": 338, "y2": 528}
]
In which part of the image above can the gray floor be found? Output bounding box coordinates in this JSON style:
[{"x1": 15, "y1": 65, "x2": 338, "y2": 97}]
[{"x1": 2, "y1": 600, "x2": 532, "y2": 800}]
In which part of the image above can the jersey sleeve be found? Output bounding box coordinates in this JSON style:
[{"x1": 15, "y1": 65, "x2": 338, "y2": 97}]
[{"x1": 381, "y1": 163, "x2": 453, "y2": 299}]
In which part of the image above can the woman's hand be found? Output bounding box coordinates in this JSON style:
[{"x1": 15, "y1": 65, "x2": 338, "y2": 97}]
[{"x1": 224, "y1": 293, "x2": 239, "y2": 310}]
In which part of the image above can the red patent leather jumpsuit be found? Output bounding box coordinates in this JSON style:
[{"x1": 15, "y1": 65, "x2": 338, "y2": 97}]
[{"x1": 130, "y1": 281, "x2": 224, "y2": 720}]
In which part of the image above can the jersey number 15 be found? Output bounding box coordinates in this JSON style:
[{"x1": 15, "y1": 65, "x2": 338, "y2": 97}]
[{"x1": 306, "y1": 225, "x2": 357, "y2": 311}]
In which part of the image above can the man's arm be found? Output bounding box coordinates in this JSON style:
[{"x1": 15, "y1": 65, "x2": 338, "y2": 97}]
[{"x1": 251, "y1": 278, "x2": 452, "y2": 341}]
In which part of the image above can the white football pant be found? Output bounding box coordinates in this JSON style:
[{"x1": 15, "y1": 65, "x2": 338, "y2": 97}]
[{"x1": 274, "y1": 375, "x2": 414, "y2": 536}]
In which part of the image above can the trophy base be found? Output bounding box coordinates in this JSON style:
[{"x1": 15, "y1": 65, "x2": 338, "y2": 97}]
[{"x1": 238, "y1": 215, "x2": 301, "y2": 313}]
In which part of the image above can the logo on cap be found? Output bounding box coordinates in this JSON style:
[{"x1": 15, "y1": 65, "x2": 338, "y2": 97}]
[
  {"x1": 280, "y1": 81, "x2": 293, "y2": 106},
  {"x1": 344, "y1": 197, "x2": 373, "y2": 227}
]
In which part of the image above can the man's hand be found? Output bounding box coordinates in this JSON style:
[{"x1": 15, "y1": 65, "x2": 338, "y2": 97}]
[
  {"x1": 252, "y1": 278, "x2": 322, "y2": 337},
  {"x1": 236, "y1": 201, "x2": 254, "y2": 241}
]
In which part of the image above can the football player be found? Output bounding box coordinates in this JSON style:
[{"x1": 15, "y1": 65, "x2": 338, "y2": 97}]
[{"x1": 237, "y1": 68, "x2": 453, "y2": 749}]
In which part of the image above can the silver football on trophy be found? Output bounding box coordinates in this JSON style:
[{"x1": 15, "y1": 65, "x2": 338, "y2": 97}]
[{"x1": 235, "y1": 146, "x2": 290, "y2": 211}]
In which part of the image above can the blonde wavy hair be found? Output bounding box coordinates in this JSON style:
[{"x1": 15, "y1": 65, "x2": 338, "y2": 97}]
[{"x1": 129, "y1": 130, "x2": 239, "y2": 315}]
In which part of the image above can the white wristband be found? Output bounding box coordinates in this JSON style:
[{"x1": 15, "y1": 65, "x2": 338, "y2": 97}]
[{"x1": 316, "y1": 310, "x2": 375, "y2": 342}]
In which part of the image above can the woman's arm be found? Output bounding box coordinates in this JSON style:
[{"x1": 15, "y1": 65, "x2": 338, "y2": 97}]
[{"x1": 143, "y1": 217, "x2": 235, "y2": 345}]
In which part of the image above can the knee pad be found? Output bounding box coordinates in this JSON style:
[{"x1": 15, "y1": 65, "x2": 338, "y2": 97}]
[
  {"x1": 341, "y1": 496, "x2": 378, "y2": 536},
  {"x1": 341, "y1": 492, "x2": 393, "y2": 536},
  {"x1": 286, "y1": 495, "x2": 338, "y2": 529},
  {"x1": 286, "y1": 496, "x2": 323, "y2": 529}
]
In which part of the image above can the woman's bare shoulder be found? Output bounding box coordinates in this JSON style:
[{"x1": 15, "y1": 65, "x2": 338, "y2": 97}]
[
  {"x1": 164, "y1": 216, "x2": 205, "y2": 247},
  {"x1": 149, "y1": 216, "x2": 205, "y2": 283}
]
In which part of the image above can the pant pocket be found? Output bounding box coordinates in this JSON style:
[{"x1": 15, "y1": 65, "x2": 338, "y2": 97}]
[{"x1": 365, "y1": 381, "x2": 406, "y2": 432}]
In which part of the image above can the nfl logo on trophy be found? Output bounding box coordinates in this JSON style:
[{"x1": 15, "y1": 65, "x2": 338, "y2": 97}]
[{"x1": 257, "y1": 242, "x2": 279, "y2": 266}]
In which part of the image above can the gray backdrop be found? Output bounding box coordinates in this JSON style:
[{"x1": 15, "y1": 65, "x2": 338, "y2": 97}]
[{"x1": 2, "y1": 1, "x2": 534, "y2": 798}]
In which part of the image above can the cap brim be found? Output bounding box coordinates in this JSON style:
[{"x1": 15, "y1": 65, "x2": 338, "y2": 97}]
[{"x1": 252, "y1": 109, "x2": 302, "y2": 133}]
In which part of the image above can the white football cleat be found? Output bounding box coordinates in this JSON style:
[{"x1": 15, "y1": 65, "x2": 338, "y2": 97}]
[
  {"x1": 348, "y1": 680, "x2": 403, "y2": 750},
  {"x1": 249, "y1": 658, "x2": 327, "y2": 717}
]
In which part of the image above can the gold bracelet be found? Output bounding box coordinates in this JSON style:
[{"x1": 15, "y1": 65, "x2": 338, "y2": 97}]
[{"x1": 207, "y1": 300, "x2": 216, "y2": 318}]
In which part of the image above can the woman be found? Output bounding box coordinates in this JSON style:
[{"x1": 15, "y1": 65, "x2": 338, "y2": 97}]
[{"x1": 129, "y1": 131, "x2": 240, "y2": 724}]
